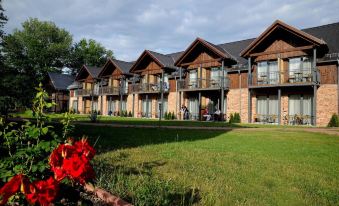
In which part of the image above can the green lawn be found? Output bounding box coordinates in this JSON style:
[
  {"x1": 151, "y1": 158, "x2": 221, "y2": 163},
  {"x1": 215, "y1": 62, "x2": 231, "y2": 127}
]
[
  {"x1": 12, "y1": 110, "x2": 314, "y2": 128},
  {"x1": 72, "y1": 125, "x2": 339, "y2": 206}
]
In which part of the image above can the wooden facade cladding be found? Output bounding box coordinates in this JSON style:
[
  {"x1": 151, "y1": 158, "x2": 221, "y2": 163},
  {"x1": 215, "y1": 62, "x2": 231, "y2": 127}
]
[
  {"x1": 185, "y1": 52, "x2": 222, "y2": 69},
  {"x1": 169, "y1": 79, "x2": 176, "y2": 93},
  {"x1": 318, "y1": 64, "x2": 338, "y2": 84},
  {"x1": 228, "y1": 72, "x2": 248, "y2": 89}
]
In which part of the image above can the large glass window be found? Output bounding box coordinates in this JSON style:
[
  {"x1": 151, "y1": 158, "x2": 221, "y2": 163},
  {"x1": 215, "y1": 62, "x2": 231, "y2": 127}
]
[
  {"x1": 92, "y1": 100, "x2": 98, "y2": 112},
  {"x1": 189, "y1": 70, "x2": 198, "y2": 88},
  {"x1": 288, "y1": 95, "x2": 312, "y2": 125},
  {"x1": 157, "y1": 97, "x2": 168, "y2": 118},
  {"x1": 142, "y1": 97, "x2": 152, "y2": 118},
  {"x1": 289, "y1": 57, "x2": 312, "y2": 83},
  {"x1": 256, "y1": 95, "x2": 278, "y2": 123},
  {"x1": 107, "y1": 99, "x2": 115, "y2": 115},
  {"x1": 257, "y1": 61, "x2": 278, "y2": 84},
  {"x1": 72, "y1": 100, "x2": 78, "y2": 112},
  {"x1": 211, "y1": 68, "x2": 220, "y2": 81},
  {"x1": 189, "y1": 97, "x2": 199, "y2": 120}
]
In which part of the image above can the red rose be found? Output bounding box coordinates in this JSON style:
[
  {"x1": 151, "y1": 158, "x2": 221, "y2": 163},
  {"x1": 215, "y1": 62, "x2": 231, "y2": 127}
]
[{"x1": 63, "y1": 154, "x2": 94, "y2": 184}]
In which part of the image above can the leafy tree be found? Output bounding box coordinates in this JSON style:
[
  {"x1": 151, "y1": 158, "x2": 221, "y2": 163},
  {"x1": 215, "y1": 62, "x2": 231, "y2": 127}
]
[
  {"x1": 68, "y1": 38, "x2": 113, "y2": 74},
  {"x1": 1, "y1": 18, "x2": 72, "y2": 113}
]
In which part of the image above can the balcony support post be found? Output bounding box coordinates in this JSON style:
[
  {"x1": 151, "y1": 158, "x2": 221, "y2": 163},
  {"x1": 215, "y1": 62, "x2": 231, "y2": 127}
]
[
  {"x1": 198, "y1": 91, "x2": 201, "y2": 121},
  {"x1": 76, "y1": 84, "x2": 79, "y2": 113},
  {"x1": 312, "y1": 48, "x2": 317, "y2": 126},
  {"x1": 278, "y1": 88, "x2": 281, "y2": 125},
  {"x1": 146, "y1": 94, "x2": 149, "y2": 118},
  {"x1": 200, "y1": 64, "x2": 202, "y2": 88},
  {"x1": 100, "y1": 79, "x2": 103, "y2": 114},
  {"x1": 221, "y1": 60, "x2": 225, "y2": 121},
  {"x1": 132, "y1": 94, "x2": 135, "y2": 117},
  {"x1": 248, "y1": 57, "x2": 252, "y2": 123},
  {"x1": 160, "y1": 70, "x2": 164, "y2": 120},
  {"x1": 179, "y1": 67, "x2": 182, "y2": 120}
]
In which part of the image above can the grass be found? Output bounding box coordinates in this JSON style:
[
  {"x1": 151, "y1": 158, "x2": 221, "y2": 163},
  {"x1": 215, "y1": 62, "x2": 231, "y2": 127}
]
[
  {"x1": 12, "y1": 110, "x2": 315, "y2": 128},
  {"x1": 72, "y1": 125, "x2": 339, "y2": 206}
]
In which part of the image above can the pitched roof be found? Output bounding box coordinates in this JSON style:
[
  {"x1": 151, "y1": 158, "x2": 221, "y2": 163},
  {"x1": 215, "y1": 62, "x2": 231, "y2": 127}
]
[
  {"x1": 240, "y1": 20, "x2": 327, "y2": 57},
  {"x1": 148, "y1": 50, "x2": 176, "y2": 67},
  {"x1": 47, "y1": 72, "x2": 75, "y2": 90},
  {"x1": 174, "y1": 37, "x2": 236, "y2": 66},
  {"x1": 85, "y1": 66, "x2": 102, "y2": 78},
  {"x1": 112, "y1": 59, "x2": 133, "y2": 74}
]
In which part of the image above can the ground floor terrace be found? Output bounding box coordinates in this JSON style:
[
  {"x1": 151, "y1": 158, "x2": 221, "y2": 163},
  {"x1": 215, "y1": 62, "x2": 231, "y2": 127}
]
[{"x1": 68, "y1": 83, "x2": 338, "y2": 126}]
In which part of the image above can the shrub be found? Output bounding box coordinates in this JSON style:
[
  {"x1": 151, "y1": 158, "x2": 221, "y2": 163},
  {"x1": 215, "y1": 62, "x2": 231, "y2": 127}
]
[
  {"x1": 89, "y1": 111, "x2": 98, "y2": 123},
  {"x1": 328, "y1": 114, "x2": 339, "y2": 127},
  {"x1": 171, "y1": 112, "x2": 176, "y2": 120},
  {"x1": 128, "y1": 111, "x2": 132, "y2": 117},
  {"x1": 229, "y1": 112, "x2": 241, "y2": 123},
  {"x1": 164, "y1": 111, "x2": 168, "y2": 120}
]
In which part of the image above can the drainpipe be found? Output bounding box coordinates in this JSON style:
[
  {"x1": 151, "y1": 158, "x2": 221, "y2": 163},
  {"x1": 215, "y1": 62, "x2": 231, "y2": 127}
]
[
  {"x1": 312, "y1": 48, "x2": 317, "y2": 126},
  {"x1": 160, "y1": 70, "x2": 164, "y2": 121},
  {"x1": 337, "y1": 59, "x2": 339, "y2": 115},
  {"x1": 248, "y1": 57, "x2": 252, "y2": 123},
  {"x1": 221, "y1": 60, "x2": 225, "y2": 121},
  {"x1": 239, "y1": 70, "x2": 242, "y2": 119},
  {"x1": 179, "y1": 67, "x2": 182, "y2": 120}
]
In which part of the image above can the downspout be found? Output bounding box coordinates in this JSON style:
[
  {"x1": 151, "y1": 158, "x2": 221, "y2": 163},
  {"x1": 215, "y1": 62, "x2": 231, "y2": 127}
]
[
  {"x1": 221, "y1": 60, "x2": 225, "y2": 121},
  {"x1": 239, "y1": 70, "x2": 242, "y2": 119},
  {"x1": 160, "y1": 70, "x2": 164, "y2": 120},
  {"x1": 337, "y1": 59, "x2": 339, "y2": 115}
]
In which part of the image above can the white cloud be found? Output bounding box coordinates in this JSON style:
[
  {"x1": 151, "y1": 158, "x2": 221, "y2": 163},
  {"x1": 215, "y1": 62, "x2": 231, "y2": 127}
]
[{"x1": 3, "y1": 0, "x2": 339, "y2": 61}]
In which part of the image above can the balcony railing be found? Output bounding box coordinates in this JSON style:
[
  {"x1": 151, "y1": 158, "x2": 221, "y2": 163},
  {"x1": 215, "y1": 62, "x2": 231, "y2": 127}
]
[
  {"x1": 131, "y1": 82, "x2": 169, "y2": 93},
  {"x1": 253, "y1": 114, "x2": 313, "y2": 125},
  {"x1": 101, "y1": 86, "x2": 127, "y2": 95},
  {"x1": 178, "y1": 77, "x2": 229, "y2": 90},
  {"x1": 251, "y1": 69, "x2": 313, "y2": 86},
  {"x1": 77, "y1": 88, "x2": 100, "y2": 96}
]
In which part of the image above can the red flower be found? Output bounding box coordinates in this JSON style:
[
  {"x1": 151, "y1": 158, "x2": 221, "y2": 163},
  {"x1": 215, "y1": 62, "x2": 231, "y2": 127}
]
[
  {"x1": 25, "y1": 177, "x2": 59, "y2": 206},
  {"x1": 63, "y1": 154, "x2": 95, "y2": 184},
  {"x1": 74, "y1": 138, "x2": 96, "y2": 160},
  {"x1": 0, "y1": 174, "x2": 23, "y2": 205}
]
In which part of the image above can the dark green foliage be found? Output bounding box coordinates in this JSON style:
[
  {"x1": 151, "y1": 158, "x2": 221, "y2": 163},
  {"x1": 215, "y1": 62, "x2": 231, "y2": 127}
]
[
  {"x1": 68, "y1": 38, "x2": 114, "y2": 75},
  {"x1": 0, "y1": 84, "x2": 61, "y2": 182},
  {"x1": 229, "y1": 112, "x2": 241, "y2": 124},
  {"x1": 128, "y1": 111, "x2": 132, "y2": 117},
  {"x1": 164, "y1": 111, "x2": 168, "y2": 120},
  {"x1": 171, "y1": 112, "x2": 176, "y2": 120},
  {"x1": 327, "y1": 114, "x2": 339, "y2": 127}
]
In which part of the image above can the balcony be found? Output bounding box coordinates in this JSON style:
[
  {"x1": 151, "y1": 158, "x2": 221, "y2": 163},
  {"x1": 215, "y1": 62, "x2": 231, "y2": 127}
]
[
  {"x1": 250, "y1": 69, "x2": 314, "y2": 87},
  {"x1": 102, "y1": 86, "x2": 128, "y2": 95},
  {"x1": 178, "y1": 77, "x2": 229, "y2": 91},
  {"x1": 131, "y1": 82, "x2": 169, "y2": 93},
  {"x1": 77, "y1": 88, "x2": 99, "y2": 96}
]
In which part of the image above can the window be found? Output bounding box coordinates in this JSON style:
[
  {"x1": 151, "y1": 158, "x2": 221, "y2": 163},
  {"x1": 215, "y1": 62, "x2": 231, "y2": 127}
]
[
  {"x1": 121, "y1": 100, "x2": 127, "y2": 111},
  {"x1": 157, "y1": 97, "x2": 168, "y2": 118},
  {"x1": 189, "y1": 70, "x2": 198, "y2": 88},
  {"x1": 72, "y1": 100, "x2": 78, "y2": 112},
  {"x1": 288, "y1": 95, "x2": 312, "y2": 125},
  {"x1": 289, "y1": 57, "x2": 312, "y2": 83},
  {"x1": 92, "y1": 100, "x2": 98, "y2": 112},
  {"x1": 189, "y1": 97, "x2": 199, "y2": 120},
  {"x1": 257, "y1": 61, "x2": 278, "y2": 84},
  {"x1": 142, "y1": 97, "x2": 152, "y2": 118},
  {"x1": 107, "y1": 99, "x2": 115, "y2": 115},
  {"x1": 211, "y1": 68, "x2": 220, "y2": 81},
  {"x1": 256, "y1": 95, "x2": 278, "y2": 123}
]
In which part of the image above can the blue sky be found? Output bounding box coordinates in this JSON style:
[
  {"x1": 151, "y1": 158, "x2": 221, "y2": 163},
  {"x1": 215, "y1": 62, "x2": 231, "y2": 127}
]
[{"x1": 3, "y1": 0, "x2": 339, "y2": 61}]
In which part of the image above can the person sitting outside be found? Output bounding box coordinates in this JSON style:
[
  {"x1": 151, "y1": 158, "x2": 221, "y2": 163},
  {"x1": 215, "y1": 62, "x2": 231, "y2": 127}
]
[
  {"x1": 214, "y1": 109, "x2": 221, "y2": 121},
  {"x1": 203, "y1": 108, "x2": 211, "y2": 121}
]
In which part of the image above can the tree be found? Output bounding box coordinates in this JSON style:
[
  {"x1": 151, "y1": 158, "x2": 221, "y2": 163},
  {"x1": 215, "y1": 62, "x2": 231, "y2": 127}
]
[
  {"x1": 1, "y1": 18, "x2": 73, "y2": 113},
  {"x1": 68, "y1": 38, "x2": 113, "y2": 74}
]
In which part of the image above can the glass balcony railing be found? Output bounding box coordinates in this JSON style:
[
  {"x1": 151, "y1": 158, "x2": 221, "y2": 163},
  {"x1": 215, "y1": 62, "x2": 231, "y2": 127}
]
[
  {"x1": 178, "y1": 77, "x2": 229, "y2": 90},
  {"x1": 101, "y1": 86, "x2": 127, "y2": 95},
  {"x1": 251, "y1": 69, "x2": 313, "y2": 86}
]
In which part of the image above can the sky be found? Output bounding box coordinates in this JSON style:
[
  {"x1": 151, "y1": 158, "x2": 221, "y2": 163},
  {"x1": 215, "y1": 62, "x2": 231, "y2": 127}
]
[{"x1": 3, "y1": 0, "x2": 339, "y2": 61}]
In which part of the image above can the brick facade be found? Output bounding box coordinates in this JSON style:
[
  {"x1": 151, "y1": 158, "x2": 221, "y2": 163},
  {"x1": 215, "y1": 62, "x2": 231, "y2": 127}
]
[{"x1": 316, "y1": 84, "x2": 338, "y2": 126}]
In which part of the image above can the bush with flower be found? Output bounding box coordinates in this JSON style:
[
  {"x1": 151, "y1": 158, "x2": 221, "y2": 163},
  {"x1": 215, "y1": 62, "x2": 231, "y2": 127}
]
[{"x1": 0, "y1": 84, "x2": 97, "y2": 206}]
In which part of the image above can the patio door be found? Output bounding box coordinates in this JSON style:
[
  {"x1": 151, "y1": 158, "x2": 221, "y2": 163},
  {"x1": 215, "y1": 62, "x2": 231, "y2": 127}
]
[
  {"x1": 189, "y1": 97, "x2": 199, "y2": 120},
  {"x1": 142, "y1": 96, "x2": 152, "y2": 118},
  {"x1": 107, "y1": 98, "x2": 115, "y2": 115}
]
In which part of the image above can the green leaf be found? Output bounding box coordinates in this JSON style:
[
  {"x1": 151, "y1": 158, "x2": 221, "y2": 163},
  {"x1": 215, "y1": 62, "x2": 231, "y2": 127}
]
[{"x1": 41, "y1": 127, "x2": 48, "y2": 135}]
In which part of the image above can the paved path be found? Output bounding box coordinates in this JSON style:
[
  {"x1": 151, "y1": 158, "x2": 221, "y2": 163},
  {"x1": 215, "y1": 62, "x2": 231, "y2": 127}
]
[{"x1": 74, "y1": 122, "x2": 339, "y2": 136}]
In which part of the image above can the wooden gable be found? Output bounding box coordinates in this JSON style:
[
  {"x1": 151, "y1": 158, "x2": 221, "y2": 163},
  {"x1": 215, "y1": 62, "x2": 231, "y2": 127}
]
[
  {"x1": 130, "y1": 51, "x2": 163, "y2": 75},
  {"x1": 241, "y1": 20, "x2": 327, "y2": 59},
  {"x1": 175, "y1": 38, "x2": 226, "y2": 69},
  {"x1": 75, "y1": 66, "x2": 92, "y2": 82},
  {"x1": 99, "y1": 59, "x2": 124, "y2": 79}
]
